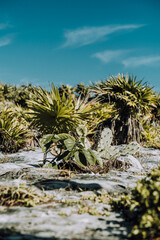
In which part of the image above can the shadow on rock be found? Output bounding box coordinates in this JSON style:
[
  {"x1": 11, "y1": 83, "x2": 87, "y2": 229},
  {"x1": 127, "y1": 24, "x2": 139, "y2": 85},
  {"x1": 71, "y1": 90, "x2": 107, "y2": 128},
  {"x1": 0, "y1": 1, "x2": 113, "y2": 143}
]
[
  {"x1": 0, "y1": 229, "x2": 69, "y2": 240},
  {"x1": 103, "y1": 215, "x2": 131, "y2": 239},
  {"x1": 0, "y1": 229, "x2": 104, "y2": 240},
  {"x1": 34, "y1": 179, "x2": 102, "y2": 191}
]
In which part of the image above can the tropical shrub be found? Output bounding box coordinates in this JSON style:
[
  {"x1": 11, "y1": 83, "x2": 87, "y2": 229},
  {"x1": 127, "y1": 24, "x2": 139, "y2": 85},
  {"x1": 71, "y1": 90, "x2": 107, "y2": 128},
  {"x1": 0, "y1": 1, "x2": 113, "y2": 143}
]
[
  {"x1": 111, "y1": 165, "x2": 160, "y2": 239},
  {"x1": 87, "y1": 102, "x2": 115, "y2": 135},
  {"x1": 40, "y1": 125, "x2": 103, "y2": 168},
  {"x1": 40, "y1": 126, "x2": 140, "y2": 171},
  {"x1": 27, "y1": 83, "x2": 98, "y2": 135},
  {"x1": 91, "y1": 74, "x2": 156, "y2": 144},
  {"x1": 92, "y1": 74, "x2": 156, "y2": 117},
  {"x1": 0, "y1": 83, "x2": 35, "y2": 107}
]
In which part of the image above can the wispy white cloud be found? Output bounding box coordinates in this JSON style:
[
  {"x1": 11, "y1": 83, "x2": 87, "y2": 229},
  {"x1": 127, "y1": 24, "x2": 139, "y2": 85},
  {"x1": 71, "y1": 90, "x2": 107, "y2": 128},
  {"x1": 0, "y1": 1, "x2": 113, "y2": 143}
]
[
  {"x1": 0, "y1": 22, "x2": 13, "y2": 47},
  {"x1": 0, "y1": 36, "x2": 12, "y2": 47},
  {"x1": 122, "y1": 56, "x2": 160, "y2": 67},
  {"x1": 62, "y1": 24, "x2": 144, "y2": 47},
  {"x1": 93, "y1": 49, "x2": 160, "y2": 68},
  {"x1": 0, "y1": 23, "x2": 9, "y2": 30},
  {"x1": 92, "y1": 50, "x2": 128, "y2": 63}
]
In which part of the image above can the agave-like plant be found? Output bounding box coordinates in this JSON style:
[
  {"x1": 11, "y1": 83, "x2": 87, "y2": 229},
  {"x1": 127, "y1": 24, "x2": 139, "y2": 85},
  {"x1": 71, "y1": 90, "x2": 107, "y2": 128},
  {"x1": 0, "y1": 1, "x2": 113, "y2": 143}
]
[
  {"x1": 91, "y1": 74, "x2": 157, "y2": 144},
  {"x1": 27, "y1": 83, "x2": 99, "y2": 135}
]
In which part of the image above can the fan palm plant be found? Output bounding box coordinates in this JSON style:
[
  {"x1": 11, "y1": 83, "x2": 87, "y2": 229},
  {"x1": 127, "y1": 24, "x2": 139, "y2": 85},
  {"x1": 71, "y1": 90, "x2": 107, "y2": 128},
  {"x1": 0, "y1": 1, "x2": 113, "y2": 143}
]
[
  {"x1": 27, "y1": 83, "x2": 98, "y2": 135},
  {"x1": 91, "y1": 74, "x2": 156, "y2": 144}
]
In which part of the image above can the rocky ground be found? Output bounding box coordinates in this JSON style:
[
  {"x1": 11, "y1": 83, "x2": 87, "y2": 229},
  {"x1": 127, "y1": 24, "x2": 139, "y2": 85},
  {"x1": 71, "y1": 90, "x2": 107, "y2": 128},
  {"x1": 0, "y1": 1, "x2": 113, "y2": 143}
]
[{"x1": 0, "y1": 147, "x2": 160, "y2": 240}]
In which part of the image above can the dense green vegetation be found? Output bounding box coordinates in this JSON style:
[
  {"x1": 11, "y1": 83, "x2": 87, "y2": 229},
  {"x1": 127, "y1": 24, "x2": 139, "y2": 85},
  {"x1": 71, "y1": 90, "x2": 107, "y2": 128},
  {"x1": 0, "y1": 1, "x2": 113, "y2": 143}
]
[
  {"x1": 0, "y1": 74, "x2": 160, "y2": 154},
  {"x1": 111, "y1": 165, "x2": 160, "y2": 239},
  {"x1": 27, "y1": 83, "x2": 97, "y2": 134}
]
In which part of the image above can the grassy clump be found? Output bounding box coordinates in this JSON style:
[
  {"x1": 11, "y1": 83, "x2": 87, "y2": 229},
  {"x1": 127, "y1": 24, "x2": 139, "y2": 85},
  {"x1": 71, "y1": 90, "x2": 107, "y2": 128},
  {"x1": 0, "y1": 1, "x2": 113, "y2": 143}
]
[
  {"x1": 0, "y1": 106, "x2": 30, "y2": 153},
  {"x1": 57, "y1": 191, "x2": 111, "y2": 216},
  {"x1": 0, "y1": 184, "x2": 49, "y2": 207},
  {"x1": 111, "y1": 165, "x2": 160, "y2": 239}
]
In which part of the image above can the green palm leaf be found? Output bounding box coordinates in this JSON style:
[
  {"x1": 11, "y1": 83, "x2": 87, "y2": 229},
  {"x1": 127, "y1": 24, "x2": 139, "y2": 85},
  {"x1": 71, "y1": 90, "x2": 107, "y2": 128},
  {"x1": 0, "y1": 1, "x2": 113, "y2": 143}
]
[
  {"x1": 27, "y1": 83, "x2": 99, "y2": 134},
  {"x1": 91, "y1": 74, "x2": 156, "y2": 118}
]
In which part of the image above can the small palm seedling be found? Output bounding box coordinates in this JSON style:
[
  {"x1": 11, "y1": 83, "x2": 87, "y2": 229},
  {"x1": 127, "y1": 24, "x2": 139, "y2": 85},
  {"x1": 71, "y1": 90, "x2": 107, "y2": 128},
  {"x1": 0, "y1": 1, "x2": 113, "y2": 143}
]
[{"x1": 40, "y1": 125, "x2": 103, "y2": 169}]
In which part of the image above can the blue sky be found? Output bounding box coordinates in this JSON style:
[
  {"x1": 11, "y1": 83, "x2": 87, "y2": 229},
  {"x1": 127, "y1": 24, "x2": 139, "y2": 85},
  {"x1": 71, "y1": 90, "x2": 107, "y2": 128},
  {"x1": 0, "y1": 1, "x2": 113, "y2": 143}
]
[{"x1": 0, "y1": 0, "x2": 160, "y2": 92}]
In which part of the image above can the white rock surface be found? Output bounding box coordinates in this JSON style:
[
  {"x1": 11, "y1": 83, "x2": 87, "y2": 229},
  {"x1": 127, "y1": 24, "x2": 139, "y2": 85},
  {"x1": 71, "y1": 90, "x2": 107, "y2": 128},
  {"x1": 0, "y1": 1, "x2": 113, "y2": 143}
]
[
  {"x1": 0, "y1": 147, "x2": 159, "y2": 240},
  {"x1": 117, "y1": 155, "x2": 143, "y2": 172}
]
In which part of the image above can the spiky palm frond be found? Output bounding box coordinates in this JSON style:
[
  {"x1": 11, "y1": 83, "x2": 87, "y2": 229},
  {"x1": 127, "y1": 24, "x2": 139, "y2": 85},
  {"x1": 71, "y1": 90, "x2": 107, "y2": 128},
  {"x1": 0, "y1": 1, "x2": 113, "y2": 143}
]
[
  {"x1": 27, "y1": 84, "x2": 76, "y2": 134},
  {"x1": 92, "y1": 74, "x2": 156, "y2": 118},
  {"x1": 27, "y1": 84, "x2": 98, "y2": 134}
]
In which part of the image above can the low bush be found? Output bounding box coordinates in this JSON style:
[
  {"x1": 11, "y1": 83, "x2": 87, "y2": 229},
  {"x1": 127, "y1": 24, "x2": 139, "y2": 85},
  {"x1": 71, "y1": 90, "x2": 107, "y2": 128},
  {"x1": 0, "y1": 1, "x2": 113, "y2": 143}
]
[
  {"x1": 0, "y1": 107, "x2": 30, "y2": 153},
  {"x1": 141, "y1": 124, "x2": 160, "y2": 149},
  {"x1": 111, "y1": 165, "x2": 160, "y2": 239}
]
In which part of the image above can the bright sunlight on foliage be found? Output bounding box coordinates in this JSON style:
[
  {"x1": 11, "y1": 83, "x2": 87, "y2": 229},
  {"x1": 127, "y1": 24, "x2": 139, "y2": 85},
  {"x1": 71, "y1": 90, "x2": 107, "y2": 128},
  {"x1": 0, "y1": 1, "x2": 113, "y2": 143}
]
[
  {"x1": 111, "y1": 165, "x2": 160, "y2": 239},
  {"x1": 27, "y1": 83, "x2": 97, "y2": 134}
]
